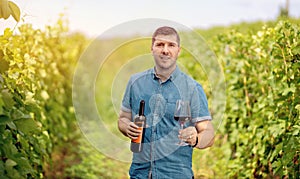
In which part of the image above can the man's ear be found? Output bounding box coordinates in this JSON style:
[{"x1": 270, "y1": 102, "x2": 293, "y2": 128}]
[
  {"x1": 151, "y1": 45, "x2": 154, "y2": 52},
  {"x1": 178, "y1": 47, "x2": 181, "y2": 54}
]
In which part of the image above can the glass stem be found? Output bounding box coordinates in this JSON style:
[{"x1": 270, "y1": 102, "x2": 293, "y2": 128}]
[{"x1": 180, "y1": 123, "x2": 184, "y2": 143}]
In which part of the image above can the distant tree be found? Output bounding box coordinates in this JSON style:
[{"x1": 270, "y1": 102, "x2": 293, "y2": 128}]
[{"x1": 279, "y1": 0, "x2": 289, "y2": 18}]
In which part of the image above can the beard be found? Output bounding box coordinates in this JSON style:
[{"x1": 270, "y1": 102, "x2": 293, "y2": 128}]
[
  {"x1": 154, "y1": 54, "x2": 177, "y2": 70},
  {"x1": 159, "y1": 55, "x2": 170, "y2": 60}
]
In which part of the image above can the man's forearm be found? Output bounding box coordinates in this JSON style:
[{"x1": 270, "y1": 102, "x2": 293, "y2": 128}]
[
  {"x1": 196, "y1": 129, "x2": 214, "y2": 149},
  {"x1": 194, "y1": 120, "x2": 215, "y2": 149},
  {"x1": 118, "y1": 109, "x2": 133, "y2": 138},
  {"x1": 118, "y1": 117, "x2": 130, "y2": 137}
]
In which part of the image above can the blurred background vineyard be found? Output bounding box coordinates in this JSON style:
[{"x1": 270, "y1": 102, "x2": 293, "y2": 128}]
[{"x1": 0, "y1": 1, "x2": 299, "y2": 178}]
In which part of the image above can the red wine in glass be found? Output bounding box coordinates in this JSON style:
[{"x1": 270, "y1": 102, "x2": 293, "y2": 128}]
[
  {"x1": 174, "y1": 100, "x2": 191, "y2": 146},
  {"x1": 174, "y1": 116, "x2": 191, "y2": 125}
]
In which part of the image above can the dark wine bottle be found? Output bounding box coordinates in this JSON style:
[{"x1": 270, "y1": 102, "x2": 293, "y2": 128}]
[{"x1": 130, "y1": 100, "x2": 146, "y2": 153}]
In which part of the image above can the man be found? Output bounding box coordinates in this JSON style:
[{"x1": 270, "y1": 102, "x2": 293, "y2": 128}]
[{"x1": 118, "y1": 26, "x2": 214, "y2": 179}]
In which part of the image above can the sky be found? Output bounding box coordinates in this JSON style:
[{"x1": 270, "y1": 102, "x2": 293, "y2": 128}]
[{"x1": 1, "y1": 0, "x2": 300, "y2": 38}]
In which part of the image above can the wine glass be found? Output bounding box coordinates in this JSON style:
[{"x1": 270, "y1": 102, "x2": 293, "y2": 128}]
[{"x1": 174, "y1": 100, "x2": 191, "y2": 146}]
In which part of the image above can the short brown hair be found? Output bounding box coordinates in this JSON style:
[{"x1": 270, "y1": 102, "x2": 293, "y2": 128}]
[{"x1": 152, "y1": 26, "x2": 180, "y2": 46}]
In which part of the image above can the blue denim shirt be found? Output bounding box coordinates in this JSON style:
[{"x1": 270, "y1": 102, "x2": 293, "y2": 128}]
[{"x1": 121, "y1": 66, "x2": 211, "y2": 179}]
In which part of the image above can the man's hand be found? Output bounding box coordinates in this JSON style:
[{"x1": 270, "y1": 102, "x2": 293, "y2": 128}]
[
  {"x1": 118, "y1": 110, "x2": 142, "y2": 140},
  {"x1": 125, "y1": 121, "x2": 142, "y2": 140},
  {"x1": 179, "y1": 120, "x2": 214, "y2": 148},
  {"x1": 178, "y1": 126, "x2": 198, "y2": 146}
]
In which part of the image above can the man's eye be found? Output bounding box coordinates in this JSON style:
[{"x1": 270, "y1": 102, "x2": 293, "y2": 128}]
[{"x1": 156, "y1": 43, "x2": 164, "y2": 47}]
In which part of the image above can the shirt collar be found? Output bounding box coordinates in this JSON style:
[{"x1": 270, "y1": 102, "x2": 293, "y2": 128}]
[{"x1": 151, "y1": 65, "x2": 180, "y2": 81}]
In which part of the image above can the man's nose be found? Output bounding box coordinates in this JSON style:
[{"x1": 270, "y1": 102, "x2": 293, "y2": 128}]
[{"x1": 162, "y1": 45, "x2": 169, "y2": 54}]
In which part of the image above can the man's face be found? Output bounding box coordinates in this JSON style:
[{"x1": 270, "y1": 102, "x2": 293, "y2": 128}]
[{"x1": 151, "y1": 34, "x2": 181, "y2": 71}]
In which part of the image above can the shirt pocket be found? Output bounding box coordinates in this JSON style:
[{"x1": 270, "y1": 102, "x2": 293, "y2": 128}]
[{"x1": 165, "y1": 97, "x2": 177, "y2": 119}]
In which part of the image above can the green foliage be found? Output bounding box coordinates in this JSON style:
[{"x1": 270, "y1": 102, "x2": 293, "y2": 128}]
[
  {"x1": 65, "y1": 138, "x2": 129, "y2": 179},
  {"x1": 1, "y1": 13, "x2": 299, "y2": 179},
  {"x1": 0, "y1": 0, "x2": 21, "y2": 22},
  {"x1": 0, "y1": 19, "x2": 87, "y2": 177},
  {"x1": 212, "y1": 20, "x2": 300, "y2": 178}
]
